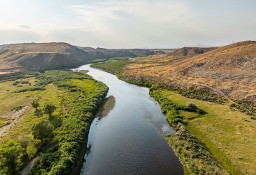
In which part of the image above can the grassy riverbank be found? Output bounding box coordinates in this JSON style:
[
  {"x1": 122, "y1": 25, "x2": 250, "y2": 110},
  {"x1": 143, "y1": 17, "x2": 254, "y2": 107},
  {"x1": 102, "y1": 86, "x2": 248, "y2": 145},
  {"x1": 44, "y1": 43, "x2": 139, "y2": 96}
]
[
  {"x1": 92, "y1": 59, "x2": 131, "y2": 76},
  {"x1": 0, "y1": 70, "x2": 108, "y2": 175},
  {"x1": 91, "y1": 60, "x2": 256, "y2": 175}
]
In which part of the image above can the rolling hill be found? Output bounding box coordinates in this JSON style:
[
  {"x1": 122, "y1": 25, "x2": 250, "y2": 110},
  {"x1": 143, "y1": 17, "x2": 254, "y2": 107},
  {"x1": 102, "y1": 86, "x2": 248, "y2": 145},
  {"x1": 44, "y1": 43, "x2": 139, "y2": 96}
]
[
  {"x1": 0, "y1": 42, "x2": 161, "y2": 75},
  {"x1": 0, "y1": 42, "x2": 92, "y2": 73},
  {"x1": 123, "y1": 41, "x2": 256, "y2": 105}
]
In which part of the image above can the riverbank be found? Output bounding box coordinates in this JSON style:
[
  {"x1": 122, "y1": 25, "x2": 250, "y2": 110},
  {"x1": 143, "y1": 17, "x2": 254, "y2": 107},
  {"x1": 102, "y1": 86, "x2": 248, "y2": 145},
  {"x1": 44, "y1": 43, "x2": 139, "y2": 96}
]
[
  {"x1": 72, "y1": 95, "x2": 116, "y2": 175},
  {"x1": 150, "y1": 88, "x2": 229, "y2": 175},
  {"x1": 0, "y1": 70, "x2": 108, "y2": 175},
  {"x1": 91, "y1": 61, "x2": 256, "y2": 175}
]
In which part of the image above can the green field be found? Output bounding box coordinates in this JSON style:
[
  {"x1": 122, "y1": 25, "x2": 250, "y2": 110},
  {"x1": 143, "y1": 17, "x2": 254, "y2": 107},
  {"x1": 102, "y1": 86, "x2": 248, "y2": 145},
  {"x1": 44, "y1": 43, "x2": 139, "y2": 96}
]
[
  {"x1": 156, "y1": 90, "x2": 256, "y2": 175},
  {"x1": 91, "y1": 59, "x2": 131, "y2": 76},
  {"x1": 0, "y1": 70, "x2": 108, "y2": 175}
]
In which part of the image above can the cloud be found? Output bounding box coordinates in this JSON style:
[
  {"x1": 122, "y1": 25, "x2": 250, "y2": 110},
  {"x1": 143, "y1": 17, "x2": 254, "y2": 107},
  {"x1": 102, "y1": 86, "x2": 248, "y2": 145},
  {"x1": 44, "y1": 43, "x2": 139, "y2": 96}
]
[
  {"x1": 17, "y1": 25, "x2": 32, "y2": 30},
  {"x1": 70, "y1": 0, "x2": 199, "y2": 48},
  {"x1": 72, "y1": 1, "x2": 194, "y2": 29}
]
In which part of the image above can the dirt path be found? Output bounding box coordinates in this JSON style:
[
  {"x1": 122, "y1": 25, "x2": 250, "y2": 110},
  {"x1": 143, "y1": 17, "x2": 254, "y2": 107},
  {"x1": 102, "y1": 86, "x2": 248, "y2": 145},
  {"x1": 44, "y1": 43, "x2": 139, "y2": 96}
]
[
  {"x1": 0, "y1": 106, "x2": 28, "y2": 137},
  {"x1": 21, "y1": 156, "x2": 39, "y2": 175}
]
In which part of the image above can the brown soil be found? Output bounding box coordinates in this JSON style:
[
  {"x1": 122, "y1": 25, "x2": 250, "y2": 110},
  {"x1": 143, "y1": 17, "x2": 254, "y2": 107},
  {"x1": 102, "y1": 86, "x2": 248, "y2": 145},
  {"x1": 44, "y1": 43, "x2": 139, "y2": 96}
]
[{"x1": 0, "y1": 106, "x2": 28, "y2": 137}]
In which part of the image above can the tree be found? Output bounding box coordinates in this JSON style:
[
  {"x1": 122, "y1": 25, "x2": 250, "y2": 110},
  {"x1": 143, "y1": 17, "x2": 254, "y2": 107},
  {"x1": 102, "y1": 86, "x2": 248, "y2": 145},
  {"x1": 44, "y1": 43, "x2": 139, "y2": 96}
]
[
  {"x1": 44, "y1": 104, "x2": 56, "y2": 118},
  {"x1": 0, "y1": 140, "x2": 23, "y2": 175},
  {"x1": 32, "y1": 100, "x2": 43, "y2": 117},
  {"x1": 32, "y1": 120, "x2": 54, "y2": 144},
  {"x1": 31, "y1": 100, "x2": 39, "y2": 109}
]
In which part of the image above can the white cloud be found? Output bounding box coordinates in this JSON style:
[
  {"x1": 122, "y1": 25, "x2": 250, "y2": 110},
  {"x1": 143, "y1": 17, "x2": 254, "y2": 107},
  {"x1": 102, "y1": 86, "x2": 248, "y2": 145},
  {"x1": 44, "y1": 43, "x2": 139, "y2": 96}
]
[
  {"x1": 16, "y1": 25, "x2": 32, "y2": 30},
  {"x1": 70, "y1": 0, "x2": 199, "y2": 47}
]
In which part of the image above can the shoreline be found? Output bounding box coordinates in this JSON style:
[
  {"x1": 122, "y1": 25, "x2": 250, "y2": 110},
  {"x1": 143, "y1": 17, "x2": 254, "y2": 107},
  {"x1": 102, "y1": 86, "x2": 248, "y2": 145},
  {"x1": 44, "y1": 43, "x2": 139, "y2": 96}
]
[
  {"x1": 90, "y1": 63, "x2": 235, "y2": 174},
  {"x1": 72, "y1": 93, "x2": 115, "y2": 175}
]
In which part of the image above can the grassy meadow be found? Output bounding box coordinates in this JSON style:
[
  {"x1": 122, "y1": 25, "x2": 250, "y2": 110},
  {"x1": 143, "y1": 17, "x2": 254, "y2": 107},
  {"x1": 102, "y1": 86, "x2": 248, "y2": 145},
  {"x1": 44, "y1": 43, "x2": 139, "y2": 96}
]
[
  {"x1": 159, "y1": 90, "x2": 256, "y2": 175},
  {"x1": 0, "y1": 70, "x2": 108, "y2": 175},
  {"x1": 91, "y1": 59, "x2": 131, "y2": 76}
]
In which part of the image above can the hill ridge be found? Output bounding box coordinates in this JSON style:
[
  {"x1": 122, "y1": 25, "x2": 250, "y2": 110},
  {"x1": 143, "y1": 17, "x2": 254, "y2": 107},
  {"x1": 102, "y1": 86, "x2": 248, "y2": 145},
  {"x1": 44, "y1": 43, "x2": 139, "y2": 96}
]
[{"x1": 0, "y1": 42, "x2": 161, "y2": 74}]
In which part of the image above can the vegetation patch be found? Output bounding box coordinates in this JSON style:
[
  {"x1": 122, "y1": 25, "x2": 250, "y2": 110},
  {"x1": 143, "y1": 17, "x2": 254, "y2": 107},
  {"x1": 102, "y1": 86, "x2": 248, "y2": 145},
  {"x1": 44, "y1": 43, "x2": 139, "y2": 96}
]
[
  {"x1": 165, "y1": 124, "x2": 228, "y2": 175},
  {"x1": 150, "y1": 88, "x2": 230, "y2": 174},
  {"x1": 91, "y1": 59, "x2": 131, "y2": 76},
  {"x1": 159, "y1": 90, "x2": 256, "y2": 175},
  {"x1": 0, "y1": 70, "x2": 108, "y2": 175},
  {"x1": 230, "y1": 100, "x2": 256, "y2": 117}
]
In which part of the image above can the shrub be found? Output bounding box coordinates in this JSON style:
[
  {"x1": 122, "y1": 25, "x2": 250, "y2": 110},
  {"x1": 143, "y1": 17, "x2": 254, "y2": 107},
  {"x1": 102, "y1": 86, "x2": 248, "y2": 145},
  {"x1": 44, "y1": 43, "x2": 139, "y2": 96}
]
[
  {"x1": 31, "y1": 100, "x2": 40, "y2": 109},
  {"x1": 44, "y1": 104, "x2": 56, "y2": 118},
  {"x1": 15, "y1": 86, "x2": 45, "y2": 93},
  {"x1": 32, "y1": 120, "x2": 54, "y2": 144}
]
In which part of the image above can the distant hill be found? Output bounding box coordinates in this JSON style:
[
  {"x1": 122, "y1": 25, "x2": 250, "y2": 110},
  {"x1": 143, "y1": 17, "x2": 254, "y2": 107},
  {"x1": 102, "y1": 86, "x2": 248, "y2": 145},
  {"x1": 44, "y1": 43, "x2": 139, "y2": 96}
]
[
  {"x1": 0, "y1": 42, "x2": 161, "y2": 74},
  {"x1": 123, "y1": 41, "x2": 256, "y2": 104},
  {"x1": 80, "y1": 47, "x2": 164, "y2": 59},
  {"x1": 0, "y1": 42, "x2": 92, "y2": 73}
]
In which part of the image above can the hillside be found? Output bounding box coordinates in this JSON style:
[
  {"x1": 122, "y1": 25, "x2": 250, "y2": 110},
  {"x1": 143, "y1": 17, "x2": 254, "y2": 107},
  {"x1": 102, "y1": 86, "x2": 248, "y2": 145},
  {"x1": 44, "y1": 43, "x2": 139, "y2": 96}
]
[
  {"x1": 0, "y1": 42, "x2": 93, "y2": 73},
  {"x1": 123, "y1": 41, "x2": 256, "y2": 105},
  {"x1": 90, "y1": 42, "x2": 256, "y2": 174},
  {"x1": 0, "y1": 42, "x2": 161, "y2": 75}
]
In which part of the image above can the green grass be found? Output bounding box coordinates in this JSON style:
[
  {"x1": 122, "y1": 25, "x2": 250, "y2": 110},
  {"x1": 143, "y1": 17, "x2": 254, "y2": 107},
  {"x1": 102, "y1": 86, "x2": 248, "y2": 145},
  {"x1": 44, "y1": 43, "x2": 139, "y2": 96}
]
[
  {"x1": 0, "y1": 84, "x2": 62, "y2": 141},
  {"x1": 160, "y1": 90, "x2": 256, "y2": 175},
  {"x1": 0, "y1": 70, "x2": 108, "y2": 175},
  {"x1": 91, "y1": 59, "x2": 130, "y2": 76}
]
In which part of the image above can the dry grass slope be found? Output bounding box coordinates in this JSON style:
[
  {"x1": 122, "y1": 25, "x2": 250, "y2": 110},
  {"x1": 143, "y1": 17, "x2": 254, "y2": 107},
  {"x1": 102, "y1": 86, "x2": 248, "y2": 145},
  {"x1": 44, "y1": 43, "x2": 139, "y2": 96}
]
[{"x1": 124, "y1": 41, "x2": 256, "y2": 105}]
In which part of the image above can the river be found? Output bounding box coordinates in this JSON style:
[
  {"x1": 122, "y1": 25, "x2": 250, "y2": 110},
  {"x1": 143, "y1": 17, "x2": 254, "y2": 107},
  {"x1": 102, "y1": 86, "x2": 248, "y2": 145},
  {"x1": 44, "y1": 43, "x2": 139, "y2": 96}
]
[{"x1": 75, "y1": 65, "x2": 183, "y2": 175}]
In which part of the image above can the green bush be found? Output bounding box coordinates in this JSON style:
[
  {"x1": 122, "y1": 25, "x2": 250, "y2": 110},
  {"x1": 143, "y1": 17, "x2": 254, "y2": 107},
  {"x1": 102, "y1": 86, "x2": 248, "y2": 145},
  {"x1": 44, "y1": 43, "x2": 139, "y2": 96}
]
[
  {"x1": 32, "y1": 120, "x2": 54, "y2": 144},
  {"x1": 150, "y1": 89, "x2": 205, "y2": 129},
  {"x1": 15, "y1": 86, "x2": 45, "y2": 93},
  {"x1": 0, "y1": 140, "x2": 24, "y2": 175}
]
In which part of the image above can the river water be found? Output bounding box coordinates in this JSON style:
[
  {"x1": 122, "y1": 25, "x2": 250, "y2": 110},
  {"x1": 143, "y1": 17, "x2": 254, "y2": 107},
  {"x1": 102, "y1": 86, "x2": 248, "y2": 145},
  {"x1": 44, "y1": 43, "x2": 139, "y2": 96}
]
[{"x1": 76, "y1": 65, "x2": 183, "y2": 175}]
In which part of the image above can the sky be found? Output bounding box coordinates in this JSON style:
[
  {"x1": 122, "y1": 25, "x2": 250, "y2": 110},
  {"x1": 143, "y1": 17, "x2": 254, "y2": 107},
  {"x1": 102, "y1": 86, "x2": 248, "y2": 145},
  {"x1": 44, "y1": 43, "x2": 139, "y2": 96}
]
[{"x1": 0, "y1": 0, "x2": 255, "y2": 48}]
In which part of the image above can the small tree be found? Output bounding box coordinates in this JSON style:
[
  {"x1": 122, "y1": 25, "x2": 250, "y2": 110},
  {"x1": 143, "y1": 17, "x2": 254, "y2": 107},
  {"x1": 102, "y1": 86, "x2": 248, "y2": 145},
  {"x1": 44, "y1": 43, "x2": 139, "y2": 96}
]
[
  {"x1": 0, "y1": 140, "x2": 23, "y2": 175},
  {"x1": 44, "y1": 104, "x2": 56, "y2": 118},
  {"x1": 32, "y1": 100, "x2": 43, "y2": 117},
  {"x1": 34, "y1": 109, "x2": 43, "y2": 117},
  {"x1": 32, "y1": 120, "x2": 54, "y2": 144},
  {"x1": 31, "y1": 100, "x2": 39, "y2": 109}
]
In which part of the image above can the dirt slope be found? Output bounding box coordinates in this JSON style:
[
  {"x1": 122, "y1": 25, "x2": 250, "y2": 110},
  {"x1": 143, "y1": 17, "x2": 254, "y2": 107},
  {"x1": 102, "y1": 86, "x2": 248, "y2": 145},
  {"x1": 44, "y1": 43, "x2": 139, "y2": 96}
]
[
  {"x1": 124, "y1": 41, "x2": 256, "y2": 104},
  {"x1": 0, "y1": 42, "x2": 93, "y2": 73}
]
